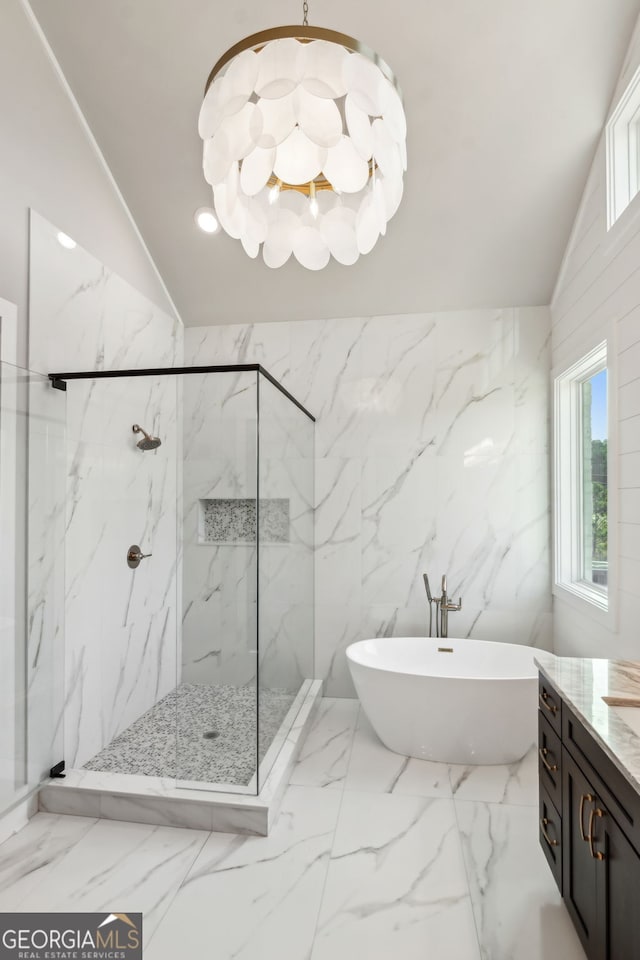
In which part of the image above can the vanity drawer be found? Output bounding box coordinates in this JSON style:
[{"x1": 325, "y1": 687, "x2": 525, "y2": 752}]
[
  {"x1": 538, "y1": 712, "x2": 562, "y2": 812},
  {"x1": 539, "y1": 784, "x2": 562, "y2": 893},
  {"x1": 538, "y1": 674, "x2": 562, "y2": 736},
  {"x1": 563, "y1": 702, "x2": 640, "y2": 857}
]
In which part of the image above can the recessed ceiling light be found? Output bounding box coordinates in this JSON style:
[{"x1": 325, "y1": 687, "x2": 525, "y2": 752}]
[
  {"x1": 57, "y1": 231, "x2": 77, "y2": 249},
  {"x1": 194, "y1": 207, "x2": 219, "y2": 234}
]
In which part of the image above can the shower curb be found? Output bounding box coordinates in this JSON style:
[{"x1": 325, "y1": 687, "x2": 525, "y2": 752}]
[{"x1": 38, "y1": 681, "x2": 323, "y2": 836}]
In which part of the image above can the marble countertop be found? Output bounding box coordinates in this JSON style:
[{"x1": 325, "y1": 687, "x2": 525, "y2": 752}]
[{"x1": 535, "y1": 653, "x2": 640, "y2": 794}]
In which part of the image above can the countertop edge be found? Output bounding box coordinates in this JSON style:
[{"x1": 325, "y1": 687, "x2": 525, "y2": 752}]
[{"x1": 535, "y1": 657, "x2": 640, "y2": 796}]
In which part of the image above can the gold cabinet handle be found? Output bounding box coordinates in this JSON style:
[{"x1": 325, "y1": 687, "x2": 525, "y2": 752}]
[
  {"x1": 579, "y1": 793, "x2": 595, "y2": 841},
  {"x1": 539, "y1": 691, "x2": 558, "y2": 716},
  {"x1": 538, "y1": 746, "x2": 558, "y2": 773},
  {"x1": 588, "y1": 807, "x2": 606, "y2": 860},
  {"x1": 540, "y1": 817, "x2": 559, "y2": 848}
]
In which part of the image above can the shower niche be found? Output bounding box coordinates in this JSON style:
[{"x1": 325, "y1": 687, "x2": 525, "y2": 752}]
[{"x1": 198, "y1": 497, "x2": 291, "y2": 544}]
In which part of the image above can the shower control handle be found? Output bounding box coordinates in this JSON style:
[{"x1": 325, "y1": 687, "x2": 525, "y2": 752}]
[{"x1": 127, "y1": 544, "x2": 152, "y2": 569}]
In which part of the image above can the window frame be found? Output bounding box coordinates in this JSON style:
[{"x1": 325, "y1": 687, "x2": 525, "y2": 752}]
[
  {"x1": 552, "y1": 338, "x2": 617, "y2": 628},
  {"x1": 606, "y1": 63, "x2": 640, "y2": 230}
]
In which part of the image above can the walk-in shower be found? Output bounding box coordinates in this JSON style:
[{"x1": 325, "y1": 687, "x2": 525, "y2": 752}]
[
  {"x1": 56, "y1": 363, "x2": 315, "y2": 798},
  {"x1": 0, "y1": 355, "x2": 315, "y2": 830}
]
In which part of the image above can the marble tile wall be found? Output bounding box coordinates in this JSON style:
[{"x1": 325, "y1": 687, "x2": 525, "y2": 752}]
[
  {"x1": 181, "y1": 370, "x2": 315, "y2": 707},
  {"x1": 0, "y1": 302, "x2": 20, "y2": 810},
  {"x1": 182, "y1": 370, "x2": 258, "y2": 690},
  {"x1": 257, "y1": 375, "x2": 314, "y2": 704},
  {"x1": 28, "y1": 212, "x2": 183, "y2": 769},
  {"x1": 26, "y1": 375, "x2": 66, "y2": 782},
  {"x1": 185, "y1": 307, "x2": 552, "y2": 696}
]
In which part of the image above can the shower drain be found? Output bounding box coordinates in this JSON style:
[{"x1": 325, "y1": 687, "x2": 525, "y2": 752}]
[{"x1": 203, "y1": 730, "x2": 220, "y2": 740}]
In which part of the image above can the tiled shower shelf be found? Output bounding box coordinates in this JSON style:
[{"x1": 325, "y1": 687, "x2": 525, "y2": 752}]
[
  {"x1": 38, "y1": 680, "x2": 322, "y2": 835},
  {"x1": 199, "y1": 497, "x2": 290, "y2": 544}
]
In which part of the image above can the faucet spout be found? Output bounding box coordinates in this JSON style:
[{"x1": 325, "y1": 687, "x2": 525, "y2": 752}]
[{"x1": 439, "y1": 574, "x2": 462, "y2": 639}]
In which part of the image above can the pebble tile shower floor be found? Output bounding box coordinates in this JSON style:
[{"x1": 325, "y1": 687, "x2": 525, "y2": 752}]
[{"x1": 83, "y1": 683, "x2": 295, "y2": 785}]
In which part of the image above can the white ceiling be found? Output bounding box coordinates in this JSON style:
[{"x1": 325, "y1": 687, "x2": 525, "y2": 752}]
[{"x1": 29, "y1": 0, "x2": 640, "y2": 326}]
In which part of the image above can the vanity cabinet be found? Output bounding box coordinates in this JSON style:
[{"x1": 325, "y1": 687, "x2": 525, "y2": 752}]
[{"x1": 538, "y1": 672, "x2": 640, "y2": 960}]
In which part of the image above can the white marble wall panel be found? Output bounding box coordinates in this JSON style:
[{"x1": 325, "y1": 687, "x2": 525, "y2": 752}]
[
  {"x1": 258, "y1": 377, "x2": 314, "y2": 698},
  {"x1": 0, "y1": 302, "x2": 20, "y2": 811},
  {"x1": 186, "y1": 306, "x2": 551, "y2": 697},
  {"x1": 26, "y1": 375, "x2": 67, "y2": 780},
  {"x1": 181, "y1": 371, "x2": 258, "y2": 689},
  {"x1": 181, "y1": 365, "x2": 315, "y2": 715},
  {"x1": 28, "y1": 212, "x2": 183, "y2": 768},
  {"x1": 28, "y1": 211, "x2": 183, "y2": 375}
]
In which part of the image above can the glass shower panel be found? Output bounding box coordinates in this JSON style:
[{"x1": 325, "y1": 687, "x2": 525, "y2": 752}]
[
  {"x1": 66, "y1": 373, "x2": 180, "y2": 780},
  {"x1": 179, "y1": 370, "x2": 259, "y2": 792},
  {"x1": 0, "y1": 363, "x2": 65, "y2": 817},
  {"x1": 257, "y1": 372, "x2": 314, "y2": 789}
]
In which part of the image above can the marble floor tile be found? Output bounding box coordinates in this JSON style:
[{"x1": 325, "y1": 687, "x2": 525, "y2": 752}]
[
  {"x1": 448, "y1": 743, "x2": 538, "y2": 806},
  {"x1": 455, "y1": 800, "x2": 586, "y2": 960},
  {"x1": 288, "y1": 698, "x2": 359, "y2": 789},
  {"x1": 311, "y1": 791, "x2": 481, "y2": 960},
  {"x1": 0, "y1": 814, "x2": 207, "y2": 937},
  {"x1": 345, "y1": 712, "x2": 452, "y2": 797},
  {"x1": 0, "y1": 813, "x2": 97, "y2": 907},
  {"x1": 146, "y1": 786, "x2": 342, "y2": 960}
]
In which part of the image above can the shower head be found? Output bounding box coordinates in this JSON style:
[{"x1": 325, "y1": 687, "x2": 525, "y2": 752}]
[{"x1": 132, "y1": 424, "x2": 162, "y2": 451}]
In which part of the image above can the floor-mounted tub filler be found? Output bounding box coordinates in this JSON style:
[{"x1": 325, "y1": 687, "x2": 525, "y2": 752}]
[{"x1": 347, "y1": 636, "x2": 539, "y2": 765}]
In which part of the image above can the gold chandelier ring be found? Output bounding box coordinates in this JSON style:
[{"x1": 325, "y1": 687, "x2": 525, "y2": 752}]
[{"x1": 204, "y1": 24, "x2": 403, "y2": 101}]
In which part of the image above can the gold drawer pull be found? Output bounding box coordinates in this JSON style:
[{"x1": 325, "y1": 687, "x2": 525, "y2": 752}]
[
  {"x1": 580, "y1": 793, "x2": 595, "y2": 841},
  {"x1": 588, "y1": 807, "x2": 606, "y2": 861},
  {"x1": 539, "y1": 691, "x2": 558, "y2": 716},
  {"x1": 540, "y1": 817, "x2": 559, "y2": 847},
  {"x1": 539, "y1": 746, "x2": 558, "y2": 773}
]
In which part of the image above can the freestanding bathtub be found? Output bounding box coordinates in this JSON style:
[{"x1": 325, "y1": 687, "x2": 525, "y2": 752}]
[{"x1": 346, "y1": 636, "x2": 539, "y2": 765}]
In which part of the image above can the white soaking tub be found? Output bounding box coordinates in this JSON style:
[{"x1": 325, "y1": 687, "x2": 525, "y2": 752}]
[{"x1": 346, "y1": 636, "x2": 539, "y2": 765}]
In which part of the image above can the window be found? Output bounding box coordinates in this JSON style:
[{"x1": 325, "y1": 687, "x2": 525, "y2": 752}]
[
  {"x1": 607, "y1": 65, "x2": 640, "y2": 228},
  {"x1": 554, "y1": 341, "x2": 611, "y2": 614}
]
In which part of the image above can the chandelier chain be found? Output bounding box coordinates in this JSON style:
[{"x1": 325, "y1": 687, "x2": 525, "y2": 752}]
[{"x1": 302, "y1": 0, "x2": 309, "y2": 26}]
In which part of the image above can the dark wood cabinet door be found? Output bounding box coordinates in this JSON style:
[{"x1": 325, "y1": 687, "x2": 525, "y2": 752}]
[
  {"x1": 595, "y1": 801, "x2": 640, "y2": 960},
  {"x1": 562, "y1": 747, "x2": 600, "y2": 959}
]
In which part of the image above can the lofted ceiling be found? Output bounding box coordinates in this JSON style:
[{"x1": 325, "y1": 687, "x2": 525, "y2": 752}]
[{"x1": 28, "y1": 0, "x2": 640, "y2": 326}]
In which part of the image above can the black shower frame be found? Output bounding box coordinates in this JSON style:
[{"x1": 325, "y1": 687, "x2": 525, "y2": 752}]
[
  {"x1": 49, "y1": 363, "x2": 315, "y2": 422},
  {"x1": 48, "y1": 362, "x2": 315, "y2": 795}
]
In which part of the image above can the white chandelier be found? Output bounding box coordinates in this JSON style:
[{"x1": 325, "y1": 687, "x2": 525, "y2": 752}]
[{"x1": 198, "y1": 5, "x2": 406, "y2": 270}]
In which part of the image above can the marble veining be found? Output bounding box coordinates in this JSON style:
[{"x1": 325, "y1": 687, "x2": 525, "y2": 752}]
[
  {"x1": 457, "y1": 800, "x2": 585, "y2": 960},
  {"x1": 28, "y1": 212, "x2": 184, "y2": 773},
  {"x1": 182, "y1": 368, "x2": 314, "y2": 701},
  {"x1": 185, "y1": 307, "x2": 552, "y2": 697},
  {"x1": 536, "y1": 653, "x2": 640, "y2": 794},
  {"x1": 0, "y1": 697, "x2": 587, "y2": 959}
]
